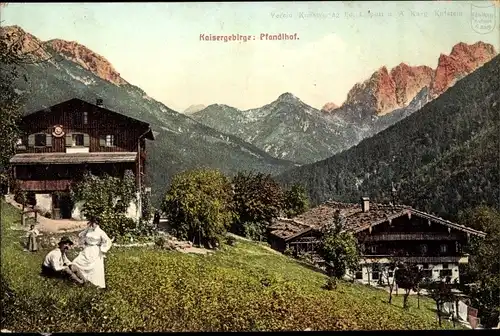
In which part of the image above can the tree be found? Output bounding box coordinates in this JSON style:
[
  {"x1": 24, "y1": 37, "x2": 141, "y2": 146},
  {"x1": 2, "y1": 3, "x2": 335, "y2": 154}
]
[
  {"x1": 458, "y1": 206, "x2": 500, "y2": 328},
  {"x1": 379, "y1": 261, "x2": 398, "y2": 304},
  {"x1": 162, "y1": 168, "x2": 234, "y2": 248},
  {"x1": 231, "y1": 171, "x2": 283, "y2": 239},
  {"x1": 395, "y1": 263, "x2": 423, "y2": 310},
  {"x1": 425, "y1": 280, "x2": 456, "y2": 327},
  {"x1": 318, "y1": 210, "x2": 360, "y2": 290},
  {"x1": 0, "y1": 23, "x2": 23, "y2": 186},
  {"x1": 70, "y1": 171, "x2": 138, "y2": 237},
  {"x1": 0, "y1": 17, "x2": 54, "y2": 189},
  {"x1": 282, "y1": 184, "x2": 309, "y2": 218}
]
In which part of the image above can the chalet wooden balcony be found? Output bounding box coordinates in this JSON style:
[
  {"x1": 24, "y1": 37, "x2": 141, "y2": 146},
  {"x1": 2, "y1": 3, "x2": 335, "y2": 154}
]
[
  {"x1": 359, "y1": 255, "x2": 469, "y2": 264},
  {"x1": 17, "y1": 179, "x2": 72, "y2": 192},
  {"x1": 363, "y1": 232, "x2": 460, "y2": 241}
]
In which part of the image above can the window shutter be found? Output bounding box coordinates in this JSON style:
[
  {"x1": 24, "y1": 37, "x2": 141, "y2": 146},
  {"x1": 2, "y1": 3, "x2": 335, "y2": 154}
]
[
  {"x1": 83, "y1": 133, "x2": 90, "y2": 147},
  {"x1": 45, "y1": 134, "x2": 52, "y2": 147},
  {"x1": 28, "y1": 134, "x2": 35, "y2": 147},
  {"x1": 99, "y1": 136, "x2": 106, "y2": 147},
  {"x1": 65, "y1": 133, "x2": 72, "y2": 147}
]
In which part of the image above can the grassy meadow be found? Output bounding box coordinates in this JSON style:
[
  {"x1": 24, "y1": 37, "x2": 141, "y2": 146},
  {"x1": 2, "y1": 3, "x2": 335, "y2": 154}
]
[{"x1": 1, "y1": 200, "x2": 458, "y2": 332}]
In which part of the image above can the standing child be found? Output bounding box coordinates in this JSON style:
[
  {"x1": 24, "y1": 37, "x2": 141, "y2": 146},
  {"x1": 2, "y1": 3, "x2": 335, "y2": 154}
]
[{"x1": 26, "y1": 224, "x2": 40, "y2": 252}]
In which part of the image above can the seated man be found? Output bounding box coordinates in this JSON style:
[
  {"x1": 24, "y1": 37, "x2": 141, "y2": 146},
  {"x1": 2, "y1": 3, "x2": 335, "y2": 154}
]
[{"x1": 41, "y1": 236, "x2": 87, "y2": 285}]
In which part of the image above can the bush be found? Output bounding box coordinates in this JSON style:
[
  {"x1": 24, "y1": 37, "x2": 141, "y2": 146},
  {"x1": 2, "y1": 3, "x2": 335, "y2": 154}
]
[
  {"x1": 226, "y1": 235, "x2": 237, "y2": 246},
  {"x1": 242, "y1": 221, "x2": 266, "y2": 241},
  {"x1": 231, "y1": 172, "x2": 283, "y2": 236},
  {"x1": 283, "y1": 184, "x2": 310, "y2": 218},
  {"x1": 71, "y1": 171, "x2": 137, "y2": 237},
  {"x1": 162, "y1": 168, "x2": 234, "y2": 248}
]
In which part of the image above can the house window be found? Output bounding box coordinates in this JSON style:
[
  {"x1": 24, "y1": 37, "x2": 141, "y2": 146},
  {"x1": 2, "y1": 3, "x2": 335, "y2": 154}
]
[
  {"x1": 371, "y1": 271, "x2": 380, "y2": 280},
  {"x1": 442, "y1": 263, "x2": 449, "y2": 269},
  {"x1": 369, "y1": 245, "x2": 377, "y2": 254},
  {"x1": 105, "y1": 135, "x2": 114, "y2": 147},
  {"x1": 34, "y1": 133, "x2": 46, "y2": 147},
  {"x1": 388, "y1": 271, "x2": 394, "y2": 278},
  {"x1": 440, "y1": 244, "x2": 448, "y2": 254},
  {"x1": 72, "y1": 111, "x2": 81, "y2": 125},
  {"x1": 100, "y1": 134, "x2": 115, "y2": 147},
  {"x1": 16, "y1": 137, "x2": 26, "y2": 150},
  {"x1": 440, "y1": 269, "x2": 452, "y2": 277},
  {"x1": 73, "y1": 134, "x2": 84, "y2": 147},
  {"x1": 83, "y1": 111, "x2": 88, "y2": 124},
  {"x1": 355, "y1": 271, "x2": 363, "y2": 279}
]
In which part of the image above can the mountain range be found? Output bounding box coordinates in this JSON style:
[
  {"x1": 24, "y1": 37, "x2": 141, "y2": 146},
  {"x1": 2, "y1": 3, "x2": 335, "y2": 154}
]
[
  {"x1": 3, "y1": 24, "x2": 498, "y2": 212},
  {"x1": 1, "y1": 25, "x2": 297, "y2": 204},
  {"x1": 277, "y1": 53, "x2": 500, "y2": 219},
  {"x1": 191, "y1": 42, "x2": 497, "y2": 163}
]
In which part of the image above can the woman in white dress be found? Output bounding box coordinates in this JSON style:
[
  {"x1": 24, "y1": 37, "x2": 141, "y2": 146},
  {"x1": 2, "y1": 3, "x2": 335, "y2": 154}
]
[{"x1": 72, "y1": 219, "x2": 113, "y2": 289}]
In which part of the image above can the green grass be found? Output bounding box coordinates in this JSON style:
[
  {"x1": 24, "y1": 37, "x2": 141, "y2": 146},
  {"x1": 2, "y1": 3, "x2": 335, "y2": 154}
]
[{"x1": 1, "y1": 200, "x2": 459, "y2": 332}]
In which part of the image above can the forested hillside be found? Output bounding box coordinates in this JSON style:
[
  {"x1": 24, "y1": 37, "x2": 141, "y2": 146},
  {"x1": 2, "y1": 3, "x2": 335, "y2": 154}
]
[{"x1": 277, "y1": 55, "x2": 500, "y2": 220}]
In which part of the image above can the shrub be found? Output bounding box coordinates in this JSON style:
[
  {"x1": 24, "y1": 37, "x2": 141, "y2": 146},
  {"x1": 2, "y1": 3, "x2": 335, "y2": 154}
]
[
  {"x1": 70, "y1": 171, "x2": 137, "y2": 237},
  {"x1": 282, "y1": 184, "x2": 310, "y2": 218},
  {"x1": 231, "y1": 172, "x2": 283, "y2": 236},
  {"x1": 162, "y1": 168, "x2": 234, "y2": 248},
  {"x1": 226, "y1": 235, "x2": 237, "y2": 246},
  {"x1": 242, "y1": 221, "x2": 266, "y2": 241}
]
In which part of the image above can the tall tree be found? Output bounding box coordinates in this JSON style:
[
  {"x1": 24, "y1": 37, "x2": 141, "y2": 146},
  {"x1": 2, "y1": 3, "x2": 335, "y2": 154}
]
[
  {"x1": 0, "y1": 13, "x2": 53, "y2": 188},
  {"x1": 162, "y1": 168, "x2": 234, "y2": 248},
  {"x1": 459, "y1": 206, "x2": 500, "y2": 328},
  {"x1": 231, "y1": 171, "x2": 283, "y2": 239},
  {"x1": 282, "y1": 184, "x2": 309, "y2": 218}
]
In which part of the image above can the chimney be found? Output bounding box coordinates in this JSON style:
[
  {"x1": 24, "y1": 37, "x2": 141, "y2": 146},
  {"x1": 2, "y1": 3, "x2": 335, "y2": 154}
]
[
  {"x1": 361, "y1": 197, "x2": 370, "y2": 212},
  {"x1": 96, "y1": 98, "x2": 103, "y2": 106}
]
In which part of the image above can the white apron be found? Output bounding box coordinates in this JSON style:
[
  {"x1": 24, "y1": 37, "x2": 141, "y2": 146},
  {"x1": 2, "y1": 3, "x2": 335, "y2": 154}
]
[{"x1": 72, "y1": 225, "x2": 112, "y2": 288}]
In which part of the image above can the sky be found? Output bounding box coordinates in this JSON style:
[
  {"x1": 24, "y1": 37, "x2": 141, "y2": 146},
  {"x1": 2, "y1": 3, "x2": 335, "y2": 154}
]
[{"x1": 1, "y1": 1, "x2": 499, "y2": 112}]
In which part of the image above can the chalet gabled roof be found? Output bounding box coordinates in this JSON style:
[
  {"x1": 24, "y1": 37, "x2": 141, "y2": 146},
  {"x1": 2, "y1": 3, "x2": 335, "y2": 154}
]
[
  {"x1": 23, "y1": 98, "x2": 154, "y2": 140},
  {"x1": 269, "y1": 200, "x2": 486, "y2": 242}
]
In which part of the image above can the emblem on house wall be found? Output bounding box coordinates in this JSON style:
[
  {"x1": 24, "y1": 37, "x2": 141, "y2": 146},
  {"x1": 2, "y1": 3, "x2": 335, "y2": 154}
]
[{"x1": 52, "y1": 125, "x2": 65, "y2": 138}]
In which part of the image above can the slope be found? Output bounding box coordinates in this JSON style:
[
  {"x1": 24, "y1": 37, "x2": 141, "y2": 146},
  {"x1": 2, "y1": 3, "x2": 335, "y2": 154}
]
[
  {"x1": 277, "y1": 54, "x2": 500, "y2": 219},
  {"x1": 2, "y1": 26, "x2": 297, "y2": 204},
  {"x1": 1, "y1": 200, "x2": 457, "y2": 331}
]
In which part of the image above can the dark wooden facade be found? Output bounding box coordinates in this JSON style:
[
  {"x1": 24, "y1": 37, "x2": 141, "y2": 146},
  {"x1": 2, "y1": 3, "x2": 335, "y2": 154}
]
[
  {"x1": 269, "y1": 201, "x2": 486, "y2": 283},
  {"x1": 9, "y1": 98, "x2": 154, "y2": 219}
]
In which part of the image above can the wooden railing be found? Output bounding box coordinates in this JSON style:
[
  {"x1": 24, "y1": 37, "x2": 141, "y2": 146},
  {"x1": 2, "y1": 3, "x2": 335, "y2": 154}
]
[
  {"x1": 359, "y1": 255, "x2": 469, "y2": 264},
  {"x1": 18, "y1": 179, "x2": 72, "y2": 191},
  {"x1": 363, "y1": 232, "x2": 461, "y2": 241}
]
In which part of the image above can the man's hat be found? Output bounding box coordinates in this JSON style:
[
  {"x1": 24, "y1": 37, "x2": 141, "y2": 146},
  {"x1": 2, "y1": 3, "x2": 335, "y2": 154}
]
[{"x1": 58, "y1": 236, "x2": 74, "y2": 246}]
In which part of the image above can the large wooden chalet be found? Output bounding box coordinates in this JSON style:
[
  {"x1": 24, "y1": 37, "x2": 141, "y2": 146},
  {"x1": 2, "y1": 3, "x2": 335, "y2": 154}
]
[
  {"x1": 9, "y1": 98, "x2": 154, "y2": 221},
  {"x1": 268, "y1": 197, "x2": 486, "y2": 284}
]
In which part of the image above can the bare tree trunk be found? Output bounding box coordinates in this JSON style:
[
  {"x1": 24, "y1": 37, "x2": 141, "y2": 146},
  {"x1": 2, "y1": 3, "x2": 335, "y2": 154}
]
[
  {"x1": 388, "y1": 285, "x2": 393, "y2": 304},
  {"x1": 417, "y1": 292, "x2": 420, "y2": 309},
  {"x1": 403, "y1": 290, "x2": 410, "y2": 309},
  {"x1": 436, "y1": 302, "x2": 442, "y2": 327}
]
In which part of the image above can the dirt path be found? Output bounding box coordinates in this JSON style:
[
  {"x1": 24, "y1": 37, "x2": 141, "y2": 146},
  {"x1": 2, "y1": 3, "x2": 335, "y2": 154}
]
[{"x1": 5, "y1": 195, "x2": 88, "y2": 233}]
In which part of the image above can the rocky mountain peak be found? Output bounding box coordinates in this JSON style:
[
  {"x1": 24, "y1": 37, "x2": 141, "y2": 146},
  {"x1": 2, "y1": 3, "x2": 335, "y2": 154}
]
[
  {"x1": 1, "y1": 25, "x2": 128, "y2": 86},
  {"x1": 430, "y1": 41, "x2": 497, "y2": 98},
  {"x1": 0, "y1": 25, "x2": 52, "y2": 61},
  {"x1": 339, "y1": 41, "x2": 496, "y2": 116},
  {"x1": 321, "y1": 102, "x2": 339, "y2": 113},
  {"x1": 277, "y1": 92, "x2": 301, "y2": 103},
  {"x1": 45, "y1": 39, "x2": 128, "y2": 86}
]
